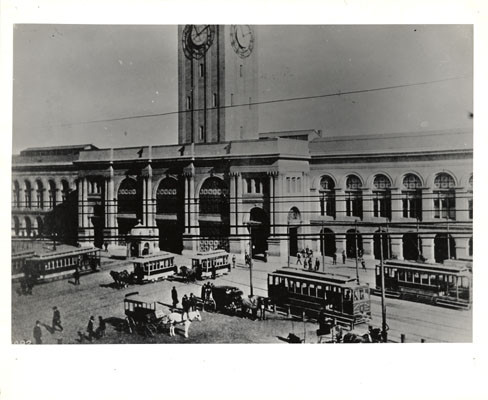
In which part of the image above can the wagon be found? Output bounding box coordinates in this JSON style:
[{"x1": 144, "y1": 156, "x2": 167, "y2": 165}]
[{"x1": 123, "y1": 292, "x2": 170, "y2": 337}]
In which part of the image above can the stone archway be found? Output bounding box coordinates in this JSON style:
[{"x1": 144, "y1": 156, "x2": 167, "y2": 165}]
[
  {"x1": 435, "y1": 233, "x2": 456, "y2": 263},
  {"x1": 156, "y1": 177, "x2": 184, "y2": 254},
  {"x1": 288, "y1": 207, "x2": 302, "y2": 257},
  {"x1": 320, "y1": 228, "x2": 336, "y2": 257},
  {"x1": 248, "y1": 207, "x2": 269, "y2": 257},
  {"x1": 346, "y1": 229, "x2": 363, "y2": 259},
  {"x1": 373, "y1": 229, "x2": 390, "y2": 260},
  {"x1": 403, "y1": 232, "x2": 422, "y2": 261}
]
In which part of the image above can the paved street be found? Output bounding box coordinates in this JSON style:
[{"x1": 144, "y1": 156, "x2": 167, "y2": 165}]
[{"x1": 11, "y1": 252, "x2": 471, "y2": 344}]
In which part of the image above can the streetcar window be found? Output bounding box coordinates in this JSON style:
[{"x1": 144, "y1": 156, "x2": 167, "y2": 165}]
[
  {"x1": 354, "y1": 290, "x2": 359, "y2": 300},
  {"x1": 390, "y1": 269, "x2": 396, "y2": 278},
  {"x1": 344, "y1": 289, "x2": 351, "y2": 300},
  {"x1": 413, "y1": 273, "x2": 420, "y2": 284},
  {"x1": 309, "y1": 284, "x2": 316, "y2": 297},
  {"x1": 429, "y1": 275, "x2": 438, "y2": 286},
  {"x1": 360, "y1": 289, "x2": 365, "y2": 300},
  {"x1": 406, "y1": 271, "x2": 413, "y2": 282},
  {"x1": 317, "y1": 285, "x2": 324, "y2": 298},
  {"x1": 421, "y1": 274, "x2": 429, "y2": 285},
  {"x1": 302, "y1": 283, "x2": 308, "y2": 296},
  {"x1": 398, "y1": 270, "x2": 405, "y2": 281},
  {"x1": 461, "y1": 277, "x2": 469, "y2": 288},
  {"x1": 289, "y1": 280, "x2": 294, "y2": 292},
  {"x1": 376, "y1": 266, "x2": 380, "y2": 275},
  {"x1": 295, "y1": 282, "x2": 301, "y2": 293}
]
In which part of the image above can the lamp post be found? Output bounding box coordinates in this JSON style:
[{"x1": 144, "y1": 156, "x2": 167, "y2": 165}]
[
  {"x1": 247, "y1": 220, "x2": 261, "y2": 296},
  {"x1": 379, "y1": 225, "x2": 388, "y2": 342}
]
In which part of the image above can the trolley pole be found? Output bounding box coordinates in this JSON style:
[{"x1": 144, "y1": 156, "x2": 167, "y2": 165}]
[
  {"x1": 354, "y1": 220, "x2": 359, "y2": 284},
  {"x1": 379, "y1": 226, "x2": 388, "y2": 342}
]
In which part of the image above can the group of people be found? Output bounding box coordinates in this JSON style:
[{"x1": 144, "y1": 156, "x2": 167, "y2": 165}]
[
  {"x1": 296, "y1": 248, "x2": 321, "y2": 271},
  {"x1": 172, "y1": 286, "x2": 200, "y2": 319},
  {"x1": 32, "y1": 307, "x2": 106, "y2": 344}
]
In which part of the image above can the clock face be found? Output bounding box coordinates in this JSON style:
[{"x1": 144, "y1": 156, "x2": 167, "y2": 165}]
[
  {"x1": 230, "y1": 25, "x2": 254, "y2": 58},
  {"x1": 182, "y1": 25, "x2": 216, "y2": 60}
]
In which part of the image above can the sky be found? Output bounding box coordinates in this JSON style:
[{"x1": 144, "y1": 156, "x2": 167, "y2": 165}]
[{"x1": 12, "y1": 24, "x2": 473, "y2": 153}]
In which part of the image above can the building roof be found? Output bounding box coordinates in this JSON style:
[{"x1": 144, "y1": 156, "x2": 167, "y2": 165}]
[{"x1": 309, "y1": 129, "x2": 472, "y2": 157}]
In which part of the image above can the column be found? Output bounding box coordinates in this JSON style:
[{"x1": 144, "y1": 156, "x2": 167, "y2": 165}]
[
  {"x1": 455, "y1": 188, "x2": 469, "y2": 222},
  {"x1": 188, "y1": 171, "x2": 198, "y2": 252},
  {"x1": 78, "y1": 178, "x2": 84, "y2": 228},
  {"x1": 229, "y1": 173, "x2": 237, "y2": 235},
  {"x1": 147, "y1": 165, "x2": 155, "y2": 228},
  {"x1": 422, "y1": 189, "x2": 434, "y2": 221},
  {"x1": 236, "y1": 174, "x2": 247, "y2": 257},
  {"x1": 362, "y1": 234, "x2": 374, "y2": 260},
  {"x1": 302, "y1": 173, "x2": 312, "y2": 250},
  {"x1": 55, "y1": 182, "x2": 63, "y2": 205},
  {"x1": 421, "y1": 235, "x2": 435, "y2": 264},
  {"x1": 390, "y1": 233, "x2": 404, "y2": 260},
  {"x1": 362, "y1": 189, "x2": 373, "y2": 221},
  {"x1": 269, "y1": 173, "x2": 275, "y2": 235},
  {"x1": 142, "y1": 177, "x2": 147, "y2": 226},
  {"x1": 335, "y1": 189, "x2": 346, "y2": 220},
  {"x1": 390, "y1": 188, "x2": 403, "y2": 222},
  {"x1": 335, "y1": 232, "x2": 346, "y2": 261}
]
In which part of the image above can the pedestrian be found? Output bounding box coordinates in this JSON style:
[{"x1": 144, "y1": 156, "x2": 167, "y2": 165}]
[
  {"x1": 189, "y1": 293, "x2": 197, "y2": 311},
  {"x1": 258, "y1": 297, "x2": 267, "y2": 320},
  {"x1": 315, "y1": 257, "x2": 320, "y2": 271},
  {"x1": 361, "y1": 258, "x2": 366, "y2": 270},
  {"x1": 172, "y1": 286, "x2": 179, "y2": 309},
  {"x1": 296, "y1": 252, "x2": 302, "y2": 265},
  {"x1": 182, "y1": 294, "x2": 190, "y2": 320},
  {"x1": 342, "y1": 250, "x2": 346, "y2": 264},
  {"x1": 200, "y1": 283, "x2": 206, "y2": 301},
  {"x1": 104, "y1": 242, "x2": 108, "y2": 252},
  {"x1": 212, "y1": 265, "x2": 217, "y2": 280},
  {"x1": 86, "y1": 316, "x2": 95, "y2": 342},
  {"x1": 73, "y1": 266, "x2": 80, "y2": 285},
  {"x1": 332, "y1": 253, "x2": 337, "y2": 265},
  {"x1": 96, "y1": 316, "x2": 106, "y2": 338},
  {"x1": 308, "y1": 257, "x2": 313, "y2": 270},
  {"x1": 232, "y1": 254, "x2": 236, "y2": 269},
  {"x1": 52, "y1": 306, "x2": 63, "y2": 332},
  {"x1": 33, "y1": 320, "x2": 42, "y2": 344}
]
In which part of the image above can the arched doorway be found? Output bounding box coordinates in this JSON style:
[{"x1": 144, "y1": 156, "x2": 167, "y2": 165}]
[
  {"x1": 199, "y1": 177, "x2": 230, "y2": 252},
  {"x1": 36, "y1": 217, "x2": 44, "y2": 237},
  {"x1": 373, "y1": 229, "x2": 390, "y2": 260},
  {"x1": 320, "y1": 228, "x2": 336, "y2": 257},
  {"x1": 117, "y1": 178, "x2": 142, "y2": 237},
  {"x1": 248, "y1": 207, "x2": 269, "y2": 258},
  {"x1": 288, "y1": 207, "x2": 302, "y2": 256},
  {"x1": 346, "y1": 229, "x2": 363, "y2": 258},
  {"x1": 13, "y1": 216, "x2": 20, "y2": 236},
  {"x1": 24, "y1": 217, "x2": 32, "y2": 237},
  {"x1": 403, "y1": 232, "x2": 422, "y2": 261},
  {"x1": 156, "y1": 177, "x2": 184, "y2": 253},
  {"x1": 434, "y1": 233, "x2": 456, "y2": 263}
]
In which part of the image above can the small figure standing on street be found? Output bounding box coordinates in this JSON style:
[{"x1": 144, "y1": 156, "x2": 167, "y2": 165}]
[
  {"x1": 211, "y1": 265, "x2": 217, "y2": 280},
  {"x1": 73, "y1": 266, "x2": 80, "y2": 285},
  {"x1": 315, "y1": 257, "x2": 320, "y2": 271},
  {"x1": 33, "y1": 320, "x2": 42, "y2": 344},
  {"x1": 361, "y1": 258, "x2": 366, "y2": 270},
  {"x1": 86, "y1": 316, "x2": 95, "y2": 342},
  {"x1": 52, "y1": 306, "x2": 63, "y2": 332},
  {"x1": 332, "y1": 253, "x2": 337, "y2": 265},
  {"x1": 189, "y1": 293, "x2": 197, "y2": 311},
  {"x1": 182, "y1": 294, "x2": 190, "y2": 320},
  {"x1": 97, "y1": 316, "x2": 106, "y2": 338},
  {"x1": 296, "y1": 252, "x2": 302, "y2": 265},
  {"x1": 232, "y1": 254, "x2": 236, "y2": 269},
  {"x1": 308, "y1": 257, "x2": 313, "y2": 270},
  {"x1": 342, "y1": 250, "x2": 346, "y2": 264},
  {"x1": 103, "y1": 242, "x2": 108, "y2": 252},
  {"x1": 172, "y1": 286, "x2": 179, "y2": 309}
]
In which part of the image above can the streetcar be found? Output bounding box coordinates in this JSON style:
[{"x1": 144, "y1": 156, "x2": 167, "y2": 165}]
[
  {"x1": 11, "y1": 249, "x2": 35, "y2": 280},
  {"x1": 191, "y1": 249, "x2": 231, "y2": 279},
  {"x1": 268, "y1": 267, "x2": 371, "y2": 329},
  {"x1": 132, "y1": 252, "x2": 177, "y2": 283},
  {"x1": 24, "y1": 246, "x2": 100, "y2": 282},
  {"x1": 373, "y1": 260, "x2": 472, "y2": 309}
]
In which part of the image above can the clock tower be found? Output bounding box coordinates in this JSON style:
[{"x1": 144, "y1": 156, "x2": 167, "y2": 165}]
[{"x1": 178, "y1": 25, "x2": 259, "y2": 144}]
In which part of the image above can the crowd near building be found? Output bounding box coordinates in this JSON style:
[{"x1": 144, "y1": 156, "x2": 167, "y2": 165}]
[{"x1": 12, "y1": 26, "x2": 473, "y2": 265}]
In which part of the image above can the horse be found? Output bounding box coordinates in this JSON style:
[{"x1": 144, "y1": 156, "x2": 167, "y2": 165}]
[
  {"x1": 241, "y1": 295, "x2": 260, "y2": 319},
  {"x1": 342, "y1": 327, "x2": 382, "y2": 343},
  {"x1": 167, "y1": 310, "x2": 202, "y2": 338}
]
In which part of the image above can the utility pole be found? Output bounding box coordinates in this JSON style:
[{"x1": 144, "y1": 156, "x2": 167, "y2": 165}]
[
  {"x1": 249, "y1": 227, "x2": 253, "y2": 296},
  {"x1": 379, "y1": 227, "x2": 388, "y2": 342},
  {"x1": 354, "y1": 219, "x2": 359, "y2": 284},
  {"x1": 446, "y1": 217, "x2": 450, "y2": 261},
  {"x1": 322, "y1": 220, "x2": 325, "y2": 272},
  {"x1": 287, "y1": 221, "x2": 290, "y2": 269}
]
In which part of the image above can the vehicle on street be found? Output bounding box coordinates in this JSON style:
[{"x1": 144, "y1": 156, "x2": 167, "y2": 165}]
[
  {"x1": 373, "y1": 260, "x2": 472, "y2": 309},
  {"x1": 124, "y1": 292, "x2": 169, "y2": 337},
  {"x1": 132, "y1": 252, "x2": 177, "y2": 283},
  {"x1": 267, "y1": 267, "x2": 371, "y2": 329},
  {"x1": 191, "y1": 250, "x2": 231, "y2": 279}
]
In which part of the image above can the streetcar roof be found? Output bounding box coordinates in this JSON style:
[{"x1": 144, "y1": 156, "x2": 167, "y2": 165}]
[
  {"x1": 123, "y1": 294, "x2": 160, "y2": 306},
  {"x1": 192, "y1": 250, "x2": 228, "y2": 260},
  {"x1": 382, "y1": 260, "x2": 471, "y2": 275},
  {"x1": 270, "y1": 267, "x2": 367, "y2": 287},
  {"x1": 27, "y1": 245, "x2": 98, "y2": 260},
  {"x1": 132, "y1": 252, "x2": 174, "y2": 263}
]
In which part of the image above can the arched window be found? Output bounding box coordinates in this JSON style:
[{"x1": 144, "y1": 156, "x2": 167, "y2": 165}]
[
  {"x1": 372, "y1": 174, "x2": 391, "y2": 219},
  {"x1": 12, "y1": 181, "x2": 21, "y2": 208},
  {"x1": 117, "y1": 178, "x2": 140, "y2": 216},
  {"x1": 402, "y1": 174, "x2": 422, "y2": 220},
  {"x1": 24, "y1": 180, "x2": 32, "y2": 208},
  {"x1": 35, "y1": 180, "x2": 44, "y2": 209},
  {"x1": 48, "y1": 180, "x2": 57, "y2": 209},
  {"x1": 345, "y1": 175, "x2": 362, "y2": 218},
  {"x1": 319, "y1": 176, "x2": 335, "y2": 217},
  {"x1": 61, "y1": 180, "x2": 70, "y2": 202},
  {"x1": 434, "y1": 173, "x2": 456, "y2": 220},
  {"x1": 156, "y1": 178, "x2": 179, "y2": 214},
  {"x1": 199, "y1": 177, "x2": 229, "y2": 215}
]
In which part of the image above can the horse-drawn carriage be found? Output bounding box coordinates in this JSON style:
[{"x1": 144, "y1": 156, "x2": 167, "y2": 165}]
[
  {"x1": 209, "y1": 285, "x2": 269, "y2": 319},
  {"x1": 124, "y1": 292, "x2": 169, "y2": 337},
  {"x1": 123, "y1": 292, "x2": 202, "y2": 338}
]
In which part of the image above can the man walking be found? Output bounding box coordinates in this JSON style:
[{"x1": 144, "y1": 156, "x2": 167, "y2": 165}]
[
  {"x1": 315, "y1": 257, "x2": 320, "y2": 271},
  {"x1": 33, "y1": 320, "x2": 42, "y2": 344},
  {"x1": 172, "y1": 286, "x2": 179, "y2": 309},
  {"x1": 97, "y1": 316, "x2": 106, "y2": 338},
  {"x1": 182, "y1": 294, "x2": 190, "y2": 320},
  {"x1": 189, "y1": 293, "x2": 197, "y2": 311},
  {"x1": 296, "y1": 252, "x2": 302, "y2": 265},
  {"x1": 52, "y1": 306, "x2": 63, "y2": 332},
  {"x1": 73, "y1": 266, "x2": 80, "y2": 285},
  {"x1": 87, "y1": 316, "x2": 95, "y2": 342},
  {"x1": 232, "y1": 254, "x2": 236, "y2": 269},
  {"x1": 342, "y1": 250, "x2": 346, "y2": 264},
  {"x1": 332, "y1": 253, "x2": 337, "y2": 265}
]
